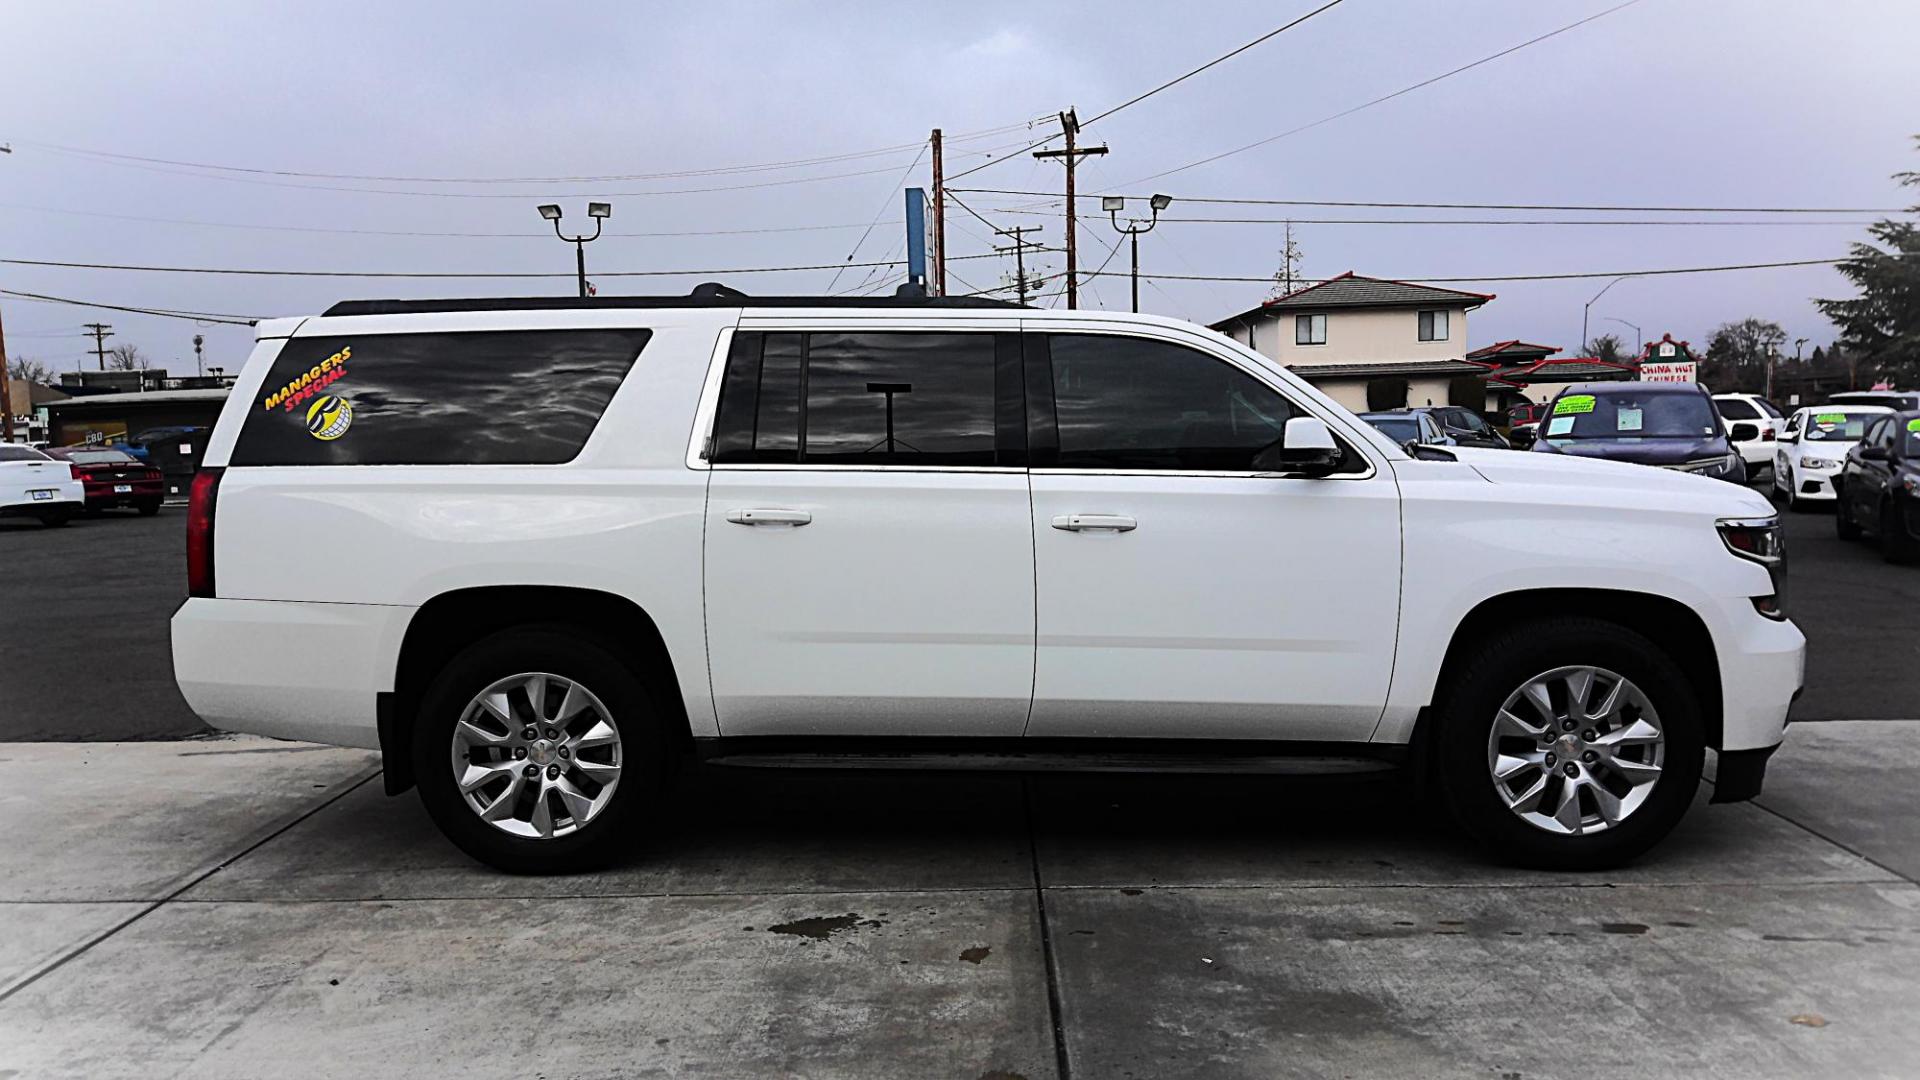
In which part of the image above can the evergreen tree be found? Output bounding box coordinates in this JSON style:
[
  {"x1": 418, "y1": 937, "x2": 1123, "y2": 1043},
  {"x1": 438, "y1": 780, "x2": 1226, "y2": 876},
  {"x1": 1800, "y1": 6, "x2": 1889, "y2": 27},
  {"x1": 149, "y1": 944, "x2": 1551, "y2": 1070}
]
[{"x1": 1816, "y1": 136, "x2": 1920, "y2": 386}]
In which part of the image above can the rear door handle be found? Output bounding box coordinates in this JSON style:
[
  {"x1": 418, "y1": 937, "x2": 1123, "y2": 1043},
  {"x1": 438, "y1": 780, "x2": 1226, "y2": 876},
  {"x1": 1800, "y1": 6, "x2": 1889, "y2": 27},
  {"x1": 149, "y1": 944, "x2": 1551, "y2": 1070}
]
[
  {"x1": 1051, "y1": 513, "x2": 1137, "y2": 533},
  {"x1": 725, "y1": 508, "x2": 812, "y2": 527}
]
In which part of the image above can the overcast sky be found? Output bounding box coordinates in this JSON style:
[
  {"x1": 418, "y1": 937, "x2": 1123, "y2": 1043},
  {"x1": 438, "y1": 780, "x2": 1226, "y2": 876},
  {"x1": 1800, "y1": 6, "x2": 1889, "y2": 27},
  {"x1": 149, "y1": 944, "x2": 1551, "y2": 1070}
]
[{"x1": 4, "y1": 0, "x2": 1916, "y2": 375}]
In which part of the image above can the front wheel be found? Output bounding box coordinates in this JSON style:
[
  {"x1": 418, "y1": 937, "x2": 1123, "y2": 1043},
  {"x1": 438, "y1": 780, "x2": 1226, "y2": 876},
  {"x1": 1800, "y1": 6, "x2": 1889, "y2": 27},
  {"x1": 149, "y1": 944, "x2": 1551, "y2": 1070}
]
[
  {"x1": 1433, "y1": 618, "x2": 1703, "y2": 870},
  {"x1": 1883, "y1": 502, "x2": 1920, "y2": 564},
  {"x1": 1835, "y1": 487, "x2": 1863, "y2": 540},
  {"x1": 412, "y1": 627, "x2": 668, "y2": 873}
]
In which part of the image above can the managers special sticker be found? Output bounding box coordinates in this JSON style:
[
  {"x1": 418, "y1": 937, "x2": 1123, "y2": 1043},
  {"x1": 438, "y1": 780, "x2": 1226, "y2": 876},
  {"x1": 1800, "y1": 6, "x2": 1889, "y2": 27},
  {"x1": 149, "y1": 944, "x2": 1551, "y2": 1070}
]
[{"x1": 306, "y1": 395, "x2": 354, "y2": 441}]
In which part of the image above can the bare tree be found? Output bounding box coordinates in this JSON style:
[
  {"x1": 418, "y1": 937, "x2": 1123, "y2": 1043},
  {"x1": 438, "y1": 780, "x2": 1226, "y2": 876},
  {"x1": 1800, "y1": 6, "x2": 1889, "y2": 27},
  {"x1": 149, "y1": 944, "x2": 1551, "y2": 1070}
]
[
  {"x1": 1584, "y1": 334, "x2": 1628, "y2": 365},
  {"x1": 7, "y1": 355, "x2": 56, "y2": 383},
  {"x1": 104, "y1": 343, "x2": 149, "y2": 371}
]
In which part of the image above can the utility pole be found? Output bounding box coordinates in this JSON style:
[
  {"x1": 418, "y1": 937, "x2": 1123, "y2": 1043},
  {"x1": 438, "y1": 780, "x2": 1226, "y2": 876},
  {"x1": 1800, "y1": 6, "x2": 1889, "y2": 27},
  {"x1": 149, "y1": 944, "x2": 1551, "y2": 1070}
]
[
  {"x1": 1033, "y1": 110, "x2": 1107, "y2": 309},
  {"x1": 83, "y1": 322, "x2": 113, "y2": 371},
  {"x1": 993, "y1": 225, "x2": 1044, "y2": 304},
  {"x1": 193, "y1": 334, "x2": 205, "y2": 377},
  {"x1": 930, "y1": 128, "x2": 946, "y2": 297},
  {"x1": 0, "y1": 301, "x2": 13, "y2": 443}
]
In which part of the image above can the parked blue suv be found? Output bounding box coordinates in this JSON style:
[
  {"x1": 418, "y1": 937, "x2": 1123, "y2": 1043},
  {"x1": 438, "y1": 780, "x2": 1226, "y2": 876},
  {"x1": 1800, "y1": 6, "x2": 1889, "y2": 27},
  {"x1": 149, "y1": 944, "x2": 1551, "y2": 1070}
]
[{"x1": 1531, "y1": 382, "x2": 1747, "y2": 483}]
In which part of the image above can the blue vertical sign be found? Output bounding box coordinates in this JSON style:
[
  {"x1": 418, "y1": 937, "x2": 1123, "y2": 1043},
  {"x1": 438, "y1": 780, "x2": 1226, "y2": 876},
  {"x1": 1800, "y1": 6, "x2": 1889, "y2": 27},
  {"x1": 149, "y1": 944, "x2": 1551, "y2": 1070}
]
[{"x1": 904, "y1": 187, "x2": 928, "y2": 288}]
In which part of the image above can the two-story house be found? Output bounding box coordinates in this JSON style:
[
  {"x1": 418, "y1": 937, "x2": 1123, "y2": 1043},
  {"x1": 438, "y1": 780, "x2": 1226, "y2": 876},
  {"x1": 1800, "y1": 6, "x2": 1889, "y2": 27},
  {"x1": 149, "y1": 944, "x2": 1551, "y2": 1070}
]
[{"x1": 1209, "y1": 272, "x2": 1496, "y2": 414}]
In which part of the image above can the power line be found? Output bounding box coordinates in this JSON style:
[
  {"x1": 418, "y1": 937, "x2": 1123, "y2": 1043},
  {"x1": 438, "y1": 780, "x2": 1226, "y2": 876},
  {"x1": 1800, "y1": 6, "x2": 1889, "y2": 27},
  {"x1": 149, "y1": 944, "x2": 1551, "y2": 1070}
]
[
  {"x1": 1, "y1": 289, "x2": 260, "y2": 325},
  {"x1": 951, "y1": 188, "x2": 1908, "y2": 214},
  {"x1": 828, "y1": 142, "x2": 929, "y2": 293},
  {"x1": 1081, "y1": 0, "x2": 1352, "y2": 127},
  {"x1": 2, "y1": 121, "x2": 1041, "y2": 186},
  {"x1": 0, "y1": 201, "x2": 891, "y2": 239},
  {"x1": 1124, "y1": 0, "x2": 1650, "y2": 186},
  {"x1": 989, "y1": 209, "x2": 1884, "y2": 227},
  {"x1": 1080, "y1": 257, "x2": 1848, "y2": 285},
  {"x1": 3, "y1": 253, "x2": 1007, "y2": 279}
]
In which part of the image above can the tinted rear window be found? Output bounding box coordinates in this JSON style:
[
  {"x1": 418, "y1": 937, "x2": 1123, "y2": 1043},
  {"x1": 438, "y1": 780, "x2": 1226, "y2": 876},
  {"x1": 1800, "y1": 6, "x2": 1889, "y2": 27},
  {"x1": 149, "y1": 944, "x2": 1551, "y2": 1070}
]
[
  {"x1": 0, "y1": 445, "x2": 48, "y2": 462},
  {"x1": 229, "y1": 329, "x2": 649, "y2": 466},
  {"x1": 1715, "y1": 398, "x2": 1760, "y2": 420}
]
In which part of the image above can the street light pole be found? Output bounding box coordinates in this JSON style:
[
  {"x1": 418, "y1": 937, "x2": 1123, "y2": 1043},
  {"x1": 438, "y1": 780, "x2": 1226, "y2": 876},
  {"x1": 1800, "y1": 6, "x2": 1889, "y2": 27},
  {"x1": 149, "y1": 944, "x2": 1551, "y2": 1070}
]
[
  {"x1": 1603, "y1": 316, "x2": 1642, "y2": 356},
  {"x1": 538, "y1": 202, "x2": 612, "y2": 298},
  {"x1": 1103, "y1": 194, "x2": 1173, "y2": 313},
  {"x1": 1582, "y1": 277, "x2": 1627, "y2": 356}
]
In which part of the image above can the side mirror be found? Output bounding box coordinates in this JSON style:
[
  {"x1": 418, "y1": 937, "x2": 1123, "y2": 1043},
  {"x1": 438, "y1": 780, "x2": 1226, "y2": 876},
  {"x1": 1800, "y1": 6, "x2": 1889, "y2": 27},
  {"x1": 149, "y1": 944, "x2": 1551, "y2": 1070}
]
[
  {"x1": 1781, "y1": 431, "x2": 1799, "y2": 444},
  {"x1": 1729, "y1": 422, "x2": 1760, "y2": 442},
  {"x1": 1862, "y1": 444, "x2": 1891, "y2": 462},
  {"x1": 1252, "y1": 416, "x2": 1343, "y2": 477},
  {"x1": 1508, "y1": 427, "x2": 1536, "y2": 449}
]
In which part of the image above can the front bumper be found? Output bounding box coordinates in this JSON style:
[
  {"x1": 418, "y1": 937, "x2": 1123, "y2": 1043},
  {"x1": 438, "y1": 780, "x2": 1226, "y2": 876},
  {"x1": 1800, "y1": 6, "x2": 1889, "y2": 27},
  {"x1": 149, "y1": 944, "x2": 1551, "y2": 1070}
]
[{"x1": 1790, "y1": 465, "x2": 1841, "y2": 500}]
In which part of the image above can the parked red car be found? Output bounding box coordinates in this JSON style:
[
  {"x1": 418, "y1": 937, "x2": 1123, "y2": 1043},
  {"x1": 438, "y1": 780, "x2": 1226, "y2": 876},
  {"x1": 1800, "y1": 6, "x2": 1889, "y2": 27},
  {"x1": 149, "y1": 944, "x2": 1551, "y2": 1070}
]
[{"x1": 44, "y1": 447, "x2": 164, "y2": 515}]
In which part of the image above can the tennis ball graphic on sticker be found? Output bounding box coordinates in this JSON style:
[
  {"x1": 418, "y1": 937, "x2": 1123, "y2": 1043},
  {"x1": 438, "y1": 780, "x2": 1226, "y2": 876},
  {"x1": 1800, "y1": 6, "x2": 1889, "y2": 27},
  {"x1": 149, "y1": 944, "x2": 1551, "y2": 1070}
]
[{"x1": 306, "y1": 395, "x2": 354, "y2": 440}]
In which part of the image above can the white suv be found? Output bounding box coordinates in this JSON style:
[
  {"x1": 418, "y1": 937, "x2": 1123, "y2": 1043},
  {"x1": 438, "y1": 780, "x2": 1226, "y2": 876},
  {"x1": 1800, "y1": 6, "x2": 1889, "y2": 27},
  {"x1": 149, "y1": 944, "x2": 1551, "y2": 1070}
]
[
  {"x1": 1712, "y1": 392, "x2": 1785, "y2": 476},
  {"x1": 171, "y1": 291, "x2": 1804, "y2": 873}
]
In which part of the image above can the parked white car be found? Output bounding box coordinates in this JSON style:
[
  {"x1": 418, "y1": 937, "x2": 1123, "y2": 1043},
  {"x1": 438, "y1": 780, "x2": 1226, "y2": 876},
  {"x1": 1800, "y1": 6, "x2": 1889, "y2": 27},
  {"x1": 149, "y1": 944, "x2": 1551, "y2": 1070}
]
[
  {"x1": 0, "y1": 443, "x2": 84, "y2": 526},
  {"x1": 170, "y1": 292, "x2": 1804, "y2": 874},
  {"x1": 1712, "y1": 393, "x2": 1785, "y2": 476},
  {"x1": 1773, "y1": 404, "x2": 1892, "y2": 509}
]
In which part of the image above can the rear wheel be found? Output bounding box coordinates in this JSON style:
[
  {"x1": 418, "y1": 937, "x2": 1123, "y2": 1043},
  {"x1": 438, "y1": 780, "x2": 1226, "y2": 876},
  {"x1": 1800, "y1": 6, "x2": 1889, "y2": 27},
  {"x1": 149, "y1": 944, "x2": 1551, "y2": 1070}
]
[
  {"x1": 1433, "y1": 617, "x2": 1702, "y2": 870},
  {"x1": 36, "y1": 508, "x2": 72, "y2": 527},
  {"x1": 135, "y1": 499, "x2": 161, "y2": 516},
  {"x1": 1883, "y1": 502, "x2": 1920, "y2": 564},
  {"x1": 412, "y1": 627, "x2": 667, "y2": 873}
]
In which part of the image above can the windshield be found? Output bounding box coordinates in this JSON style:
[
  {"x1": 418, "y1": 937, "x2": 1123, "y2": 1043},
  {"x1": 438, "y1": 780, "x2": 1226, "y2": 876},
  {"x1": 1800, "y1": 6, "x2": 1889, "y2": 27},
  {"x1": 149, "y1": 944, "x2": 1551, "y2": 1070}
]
[
  {"x1": 1801, "y1": 411, "x2": 1880, "y2": 442},
  {"x1": 1543, "y1": 391, "x2": 1719, "y2": 441},
  {"x1": 63, "y1": 450, "x2": 137, "y2": 464},
  {"x1": 1429, "y1": 406, "x2": 1490, "y2": 433},
  {"x1": 1365, "y1": 417, "x2": 1420, "y2": 442}
]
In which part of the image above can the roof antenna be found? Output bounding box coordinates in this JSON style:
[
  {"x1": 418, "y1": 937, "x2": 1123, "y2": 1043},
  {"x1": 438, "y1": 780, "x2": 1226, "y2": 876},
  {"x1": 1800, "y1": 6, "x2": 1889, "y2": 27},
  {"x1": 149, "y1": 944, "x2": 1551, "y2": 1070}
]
[{"x1": 689, "y1": 282, "x2": 749, "y2": 301}]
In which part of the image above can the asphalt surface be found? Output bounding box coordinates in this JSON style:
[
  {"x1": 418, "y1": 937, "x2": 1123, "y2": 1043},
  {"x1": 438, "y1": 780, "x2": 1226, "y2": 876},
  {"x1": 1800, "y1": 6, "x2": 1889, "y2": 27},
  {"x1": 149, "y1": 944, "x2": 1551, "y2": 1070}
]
[{"x1": 0, "y1": 483, "x2": 1912, "y2": 741}]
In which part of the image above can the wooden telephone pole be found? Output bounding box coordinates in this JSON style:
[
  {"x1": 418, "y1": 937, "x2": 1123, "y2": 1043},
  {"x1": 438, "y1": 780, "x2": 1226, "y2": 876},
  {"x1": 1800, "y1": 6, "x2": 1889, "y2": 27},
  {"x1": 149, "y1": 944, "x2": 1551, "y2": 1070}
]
[
  {"x1": 1032, "y1": 110, "x2": 1106, "y2": 309},
  {"x1": 83, "y1": 322, "x2": 114, "y2": 370},
  {"x1": 930, "y1": 128, "x2": 946, "y2": 297},
  {"x1": 0, "y1": 302, "x2": 13, "y2": 443},
  {"x1": 993, "y1": 225, "x2": 1045, "y2": 305}
]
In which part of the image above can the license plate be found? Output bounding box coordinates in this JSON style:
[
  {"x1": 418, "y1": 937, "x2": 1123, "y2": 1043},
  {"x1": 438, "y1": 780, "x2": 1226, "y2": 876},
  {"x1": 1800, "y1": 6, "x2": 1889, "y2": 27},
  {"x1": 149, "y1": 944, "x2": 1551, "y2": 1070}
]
[
  {"x1": 113, "y1": 484, "x2": 133, "y2": 493},
  {"x1": 30, "y1": 489, "x2": 54, "y2": 501}
]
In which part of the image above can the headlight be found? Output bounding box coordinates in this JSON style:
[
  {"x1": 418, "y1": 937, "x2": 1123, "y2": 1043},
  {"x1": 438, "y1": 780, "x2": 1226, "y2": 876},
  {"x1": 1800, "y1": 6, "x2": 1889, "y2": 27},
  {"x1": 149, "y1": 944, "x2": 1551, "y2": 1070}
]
[
  {"x1": 1902, "y1": 474, "x2": 1920, "y2": 497},
  {"x1": 1683, "y1": 454, "x2": 1740, "y2": 476},
  {"x1": 1800, "y1": 455, "x2": 1838, "y2": 470},
  {"x1": 1718, "y1": 516, "x2": 1787, "y2": 618}
]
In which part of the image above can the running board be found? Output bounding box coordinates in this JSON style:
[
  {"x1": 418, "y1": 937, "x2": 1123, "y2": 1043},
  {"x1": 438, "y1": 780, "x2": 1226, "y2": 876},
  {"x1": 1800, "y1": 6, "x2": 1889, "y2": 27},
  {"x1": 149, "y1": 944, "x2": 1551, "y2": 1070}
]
[{"x1": 693, "y1": 737, "x2": 1403, "y2": 776}]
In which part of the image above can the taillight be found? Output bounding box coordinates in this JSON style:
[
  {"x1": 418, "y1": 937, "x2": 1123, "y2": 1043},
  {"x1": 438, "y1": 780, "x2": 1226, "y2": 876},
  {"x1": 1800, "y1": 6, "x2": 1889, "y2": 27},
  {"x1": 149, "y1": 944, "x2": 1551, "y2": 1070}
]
[
  {"x1": 145, "y1": 469, "x2": 162, "y2": 481},
  {"x1": 187, "y1": 467, "x2": 223, "y2": 599},
  {"x1": 65, "y1": 464, "x2": 79, "y2": 481},
  {"x1": 1762, "y1": 429, "x2": 1776, "y2": 441}
]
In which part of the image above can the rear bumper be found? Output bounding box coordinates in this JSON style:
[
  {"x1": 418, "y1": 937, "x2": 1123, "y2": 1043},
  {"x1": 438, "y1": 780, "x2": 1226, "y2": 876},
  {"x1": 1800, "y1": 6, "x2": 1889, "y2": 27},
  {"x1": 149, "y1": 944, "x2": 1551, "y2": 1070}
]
[
  {"x1": 170, "y1": 597, "x2": 414, "y2": 750},
  {"x1": 1, "y1": 480, "x2": 85, "y2": 514},
  {"x1": 81, "y1": 481, "x2": 164, "y2": 506}
]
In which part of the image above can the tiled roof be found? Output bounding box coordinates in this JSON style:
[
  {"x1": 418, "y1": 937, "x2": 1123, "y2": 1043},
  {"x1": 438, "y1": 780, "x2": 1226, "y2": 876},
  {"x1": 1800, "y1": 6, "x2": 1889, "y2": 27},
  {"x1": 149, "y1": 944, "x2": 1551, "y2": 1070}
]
[
  {"x1": 1466, "y1": 339, "x2": 1560, "y2": 361},
  {"x1": 1286, "y1": 359, "x2": 1494, "y2": 379},
  {"x1": 1491, "y1": 357, "x2": 1637, "y2": 382},
  {"x1": 1209, "y1": 272, "x2": 1495, "y2": 328}
]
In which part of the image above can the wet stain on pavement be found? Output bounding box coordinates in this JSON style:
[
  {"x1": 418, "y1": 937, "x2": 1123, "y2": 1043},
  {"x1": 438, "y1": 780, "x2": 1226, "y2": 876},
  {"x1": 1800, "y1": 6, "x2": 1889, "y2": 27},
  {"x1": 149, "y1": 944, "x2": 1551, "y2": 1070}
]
[
  {"x1": 1601, "y1": 923, "x2": 1650, "y2": 935},
  {"x1": 766, "y1": 913, "x2": 886, "y2": 941},
  {"x1": 959, "y1": 945, "x2": 992, "y2": 965}
]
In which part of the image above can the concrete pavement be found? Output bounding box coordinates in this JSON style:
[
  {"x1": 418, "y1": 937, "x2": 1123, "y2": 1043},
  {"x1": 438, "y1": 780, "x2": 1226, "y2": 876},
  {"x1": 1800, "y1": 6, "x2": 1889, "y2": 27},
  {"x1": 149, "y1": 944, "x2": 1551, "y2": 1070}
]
[{"x1": 4, "y1": 728, "x2": 1919, "y2": 1078}]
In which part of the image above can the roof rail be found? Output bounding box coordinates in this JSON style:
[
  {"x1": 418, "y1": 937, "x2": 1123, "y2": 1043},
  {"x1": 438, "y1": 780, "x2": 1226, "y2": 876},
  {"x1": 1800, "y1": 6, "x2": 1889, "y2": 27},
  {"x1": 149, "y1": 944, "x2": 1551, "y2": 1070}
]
[{"x1": 321, "y1": 283, "x2": 1023, "y2": 317}]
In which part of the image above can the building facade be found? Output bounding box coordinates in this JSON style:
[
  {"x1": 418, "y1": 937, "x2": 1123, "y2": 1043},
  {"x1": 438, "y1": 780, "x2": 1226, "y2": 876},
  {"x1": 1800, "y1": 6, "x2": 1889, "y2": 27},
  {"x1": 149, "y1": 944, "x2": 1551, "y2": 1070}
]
[{"x1": 1210, "y1": 272, "x2": 1496, "y2": 414}]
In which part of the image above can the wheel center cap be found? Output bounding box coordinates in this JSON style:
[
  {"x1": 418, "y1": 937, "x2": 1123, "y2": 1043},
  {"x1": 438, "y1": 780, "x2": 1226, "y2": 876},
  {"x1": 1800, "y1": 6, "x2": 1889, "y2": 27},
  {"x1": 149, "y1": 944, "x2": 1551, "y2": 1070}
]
[
  {"x1": 1556, "y1": 734, "x2": 1583, "y2": 758},
  {"x1": 530, "y1": 739, "x2": 556, "y2": 766}
]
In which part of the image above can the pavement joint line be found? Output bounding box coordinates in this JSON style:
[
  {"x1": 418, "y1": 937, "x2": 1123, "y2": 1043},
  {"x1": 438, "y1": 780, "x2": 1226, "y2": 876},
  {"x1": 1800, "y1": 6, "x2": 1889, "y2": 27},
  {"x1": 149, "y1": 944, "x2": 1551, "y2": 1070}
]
[
  {"x1": 1023, "y1": 778, "x2": 1073, "y2": 1080},
  {"x1": 0, "y1": 766, "x2": 384, "y2": 1005},
  {"x1": 1747, "y1": 798, "x2": 1920, "y2": 888},
  {"x1": 1703, "y1": 765, "x2": 1920, "y2": 887}
]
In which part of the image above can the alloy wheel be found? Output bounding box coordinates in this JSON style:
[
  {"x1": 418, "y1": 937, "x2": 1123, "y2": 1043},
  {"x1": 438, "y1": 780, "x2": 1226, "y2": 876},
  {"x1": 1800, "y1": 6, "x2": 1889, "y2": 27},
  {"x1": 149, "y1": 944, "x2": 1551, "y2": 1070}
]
[
  {"x1": 1486, "y1": 665, "x2": 1664, "y2": 836},
  {"x1": 449, "y1": 672, "x2": 623, "y2": 839}
]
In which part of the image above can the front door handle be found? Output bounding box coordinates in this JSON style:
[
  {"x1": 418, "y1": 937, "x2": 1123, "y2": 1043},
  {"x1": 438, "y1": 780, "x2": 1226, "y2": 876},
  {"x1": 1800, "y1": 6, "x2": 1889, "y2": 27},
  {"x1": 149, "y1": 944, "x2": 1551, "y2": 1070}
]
[
  {"x1": 725, "y1": 508, "x2": 812, "y2": 527},
  {"x1": 1051, "y1": 513, "x2": 1137, "y2": 533}
]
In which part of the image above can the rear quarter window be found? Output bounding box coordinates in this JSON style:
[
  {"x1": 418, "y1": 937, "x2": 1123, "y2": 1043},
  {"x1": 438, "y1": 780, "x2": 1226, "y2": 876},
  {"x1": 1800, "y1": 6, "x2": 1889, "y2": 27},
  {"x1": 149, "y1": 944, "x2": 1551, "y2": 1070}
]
[{"x1": 228, "y1": 328, "x2": 650, "y2": 466}]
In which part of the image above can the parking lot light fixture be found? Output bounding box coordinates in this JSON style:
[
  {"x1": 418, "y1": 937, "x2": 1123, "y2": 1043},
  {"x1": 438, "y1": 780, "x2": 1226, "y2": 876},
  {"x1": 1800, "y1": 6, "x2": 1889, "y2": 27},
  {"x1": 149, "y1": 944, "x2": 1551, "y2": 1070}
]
[
  {"x1": 538, "y1": 202, "x2": 611, "y2": 298},
  {"x1": 1106, "y1": 194, "x2": 1172, "y2": 313}
]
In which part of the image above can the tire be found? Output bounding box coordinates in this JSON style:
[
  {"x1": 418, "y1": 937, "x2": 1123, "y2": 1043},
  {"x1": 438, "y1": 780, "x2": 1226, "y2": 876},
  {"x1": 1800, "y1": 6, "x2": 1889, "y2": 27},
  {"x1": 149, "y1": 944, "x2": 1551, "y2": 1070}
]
[
  {"x1": 37, "y1": 509, "x2": 72, "y2": 527},
  {"x1": 412, "y1": 626, "x2": 668, "y2": 874},
  {"x1": 1835, "y1": 488, "x2": 1863, "y2": 540},
  {"x1": 1882, "y1": 502, "x2": 1920, "y2": 564},
  {"x1": 1432, "y1": 617, "x2": 1704, "y2": 871},
  {"x1": 136, "y1": 500, "x2": 161, "y2": 516}
]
